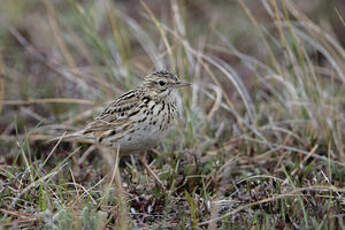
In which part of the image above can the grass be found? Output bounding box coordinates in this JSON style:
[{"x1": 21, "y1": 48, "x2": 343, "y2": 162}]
[{"x1": 1, "y1": 0, "x2": 345, "y2": 229}]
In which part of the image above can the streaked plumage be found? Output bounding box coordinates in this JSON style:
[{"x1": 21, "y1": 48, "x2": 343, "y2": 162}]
[{"x1": 72, "y1": 70, "x2": 190, "y2": 154}]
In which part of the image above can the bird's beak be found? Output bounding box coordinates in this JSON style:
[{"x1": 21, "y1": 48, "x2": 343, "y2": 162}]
[{"x1": 174, "y1": 81, "x2": 192, "y2": 88}]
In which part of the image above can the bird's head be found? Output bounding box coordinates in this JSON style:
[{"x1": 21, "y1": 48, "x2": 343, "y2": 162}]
[{"x1": 142, "y1": 70, "x2": 191, "y2": 98}]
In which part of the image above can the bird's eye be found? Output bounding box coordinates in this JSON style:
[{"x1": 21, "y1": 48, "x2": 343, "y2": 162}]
[{"x1": 158, "y1": 80, "x2": 166, "y2": 86}]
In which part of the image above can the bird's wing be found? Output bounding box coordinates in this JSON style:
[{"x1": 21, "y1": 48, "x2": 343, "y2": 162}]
[
  {"x1": 81, "y1": 89, "x2": 146, "y2": 139},
  {"x1": 49, "y1": 89, "x2": 148, "y2": 144},
  {"x1": 95, "y1": 89, "x2": 142, "y2": 121}
]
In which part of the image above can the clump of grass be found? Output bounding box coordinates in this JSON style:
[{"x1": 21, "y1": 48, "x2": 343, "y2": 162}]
[{"x1": 1, "y1": 0, "x2": 345, "y2": 229}]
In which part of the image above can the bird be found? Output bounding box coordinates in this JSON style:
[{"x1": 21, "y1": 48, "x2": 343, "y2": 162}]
[{"x1": 56, "y1": 70, "x2": 191, "y2": 187}]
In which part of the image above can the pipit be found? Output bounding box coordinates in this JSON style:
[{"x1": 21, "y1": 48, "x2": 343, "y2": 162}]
[{"x1": 60, "y1": 70, "x2": 191, "y2": 187}]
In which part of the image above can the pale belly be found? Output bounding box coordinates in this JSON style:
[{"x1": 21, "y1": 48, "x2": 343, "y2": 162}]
[{"x1": 113, "y1": 121, "x2": 170, "y2": 154}]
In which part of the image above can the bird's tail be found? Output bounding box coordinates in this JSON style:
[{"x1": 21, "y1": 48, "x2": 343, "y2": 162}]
[{"x1": 48, "y1": 130, "x2": 94, "y2": 144}]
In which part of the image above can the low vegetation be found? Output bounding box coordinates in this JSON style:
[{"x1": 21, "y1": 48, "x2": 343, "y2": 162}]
[{"x1": 1, "y1": 0, "x2": 345, "y2": 229}]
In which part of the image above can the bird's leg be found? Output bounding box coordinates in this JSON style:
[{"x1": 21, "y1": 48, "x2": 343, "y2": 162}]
[{"x1": 140, "y1": 152, "x2": 165, "y2": 190}]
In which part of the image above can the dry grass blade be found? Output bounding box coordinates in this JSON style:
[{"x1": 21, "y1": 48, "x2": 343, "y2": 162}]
[
  {"x1": 0, "y1": 54, "x2": 4, "y2": 114},
  {"x1": 236, "y1": 0, "x2": 282, "y2": 74},
  {"x1": 114, "y1": 147, "x2": 132, "y2": 229},
  {"x1": 41, "y1": 132, "x2": 67, "y2": 168},
  {"x1": 9, "y1": 147, "x2": 81, "y2": 209},
  {"x1": 206, "y1": 84, "x2": 222, "y2": 121},
  {"x1": 3, "y1": 98, "x2": 95, "y2": 105},
  {"x1": 115, "y1": 10, "x2": 164, "y2": 70},
  {"x1": 140, "y1": 0, "x2": 174, "y2": 69},
  {"x1": 199, "y1": 186, "x2": 345, "y2": 226},
  {"x1": 0, "y1": 208, "x2": 36, "y2": 227},
  {"x1": 44, "y1": 1, "x2": 82, "y2": 81},
  {"x1": 336, "y1": 8, "x2": 345, "y2": 26}
]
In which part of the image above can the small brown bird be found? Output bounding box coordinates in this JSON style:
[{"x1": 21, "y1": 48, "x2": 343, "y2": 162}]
[{"x1": 60, "y1": 70, "x2": 191, "y2": 187}]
